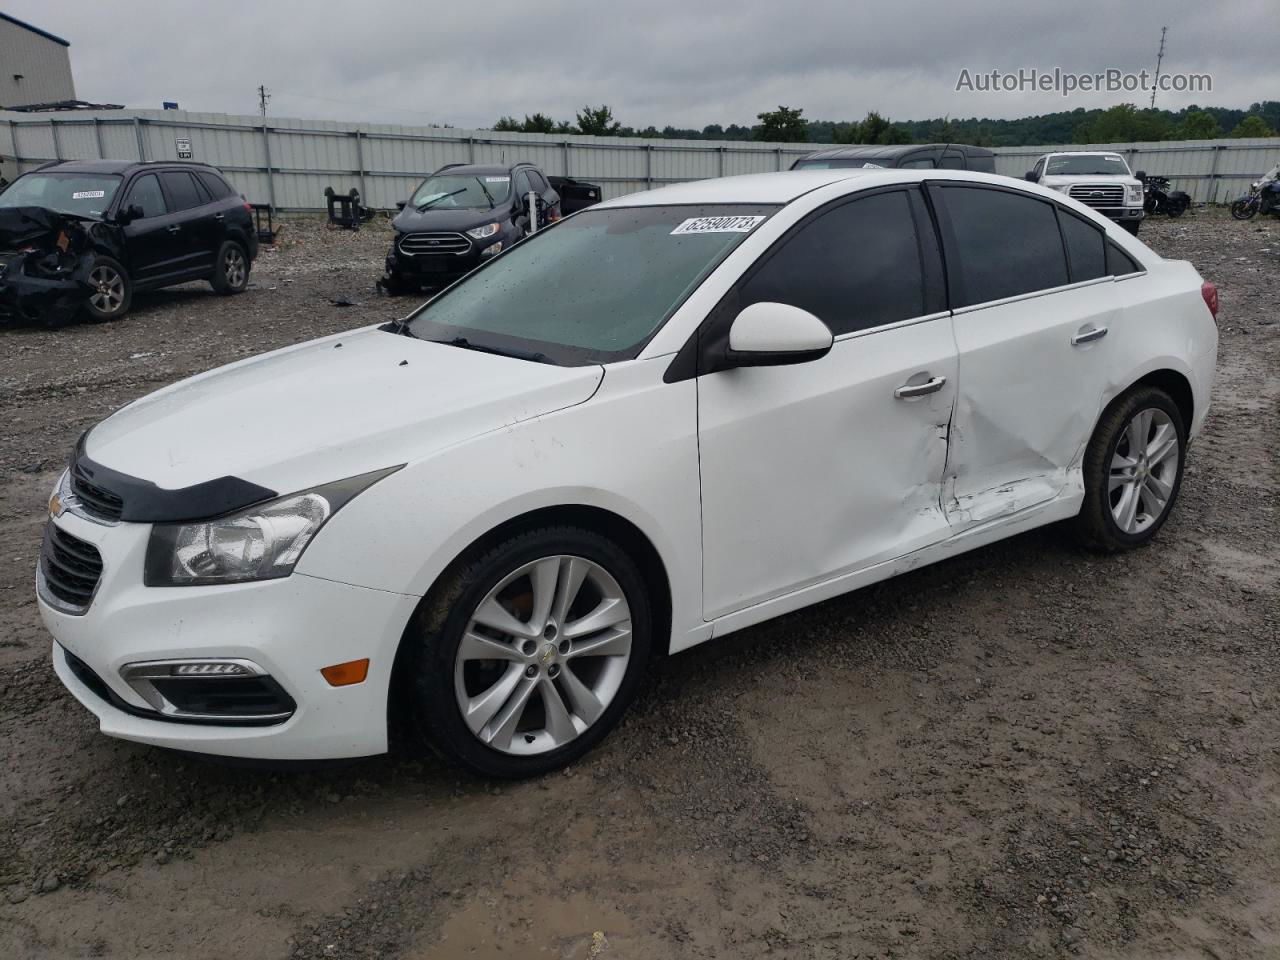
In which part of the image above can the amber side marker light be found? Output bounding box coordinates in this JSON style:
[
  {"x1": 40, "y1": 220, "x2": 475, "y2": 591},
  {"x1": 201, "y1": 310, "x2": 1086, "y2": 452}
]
[{"x1": 321, "y1": 658, "x2": 370, "y2": 687}]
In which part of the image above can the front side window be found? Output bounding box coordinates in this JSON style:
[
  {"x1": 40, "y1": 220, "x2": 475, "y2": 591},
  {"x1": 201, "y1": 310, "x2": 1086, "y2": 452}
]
[
  {"x1": 126, "y1": 174, "x2": 168, "y2": 219},
  {"x1": 0, "y1": 173, "x2": 122, "y2": 218},
  {"x1": 899, "y1": 157, "x2": 936, "y2": 169},
  {"x1": 941, "y1": 186, "x2": 1068, "y2": 306},
  {"x1": 404, "y1": 203, "x2": 776, "y2": 364},
  {"x1": 1046, "y1": 154, "x2": 1131, "y2": 177},
  {"x1": 733, "y1": 190, "x2": 928, "y2": 336},
  {"x1": 410, "y1": 173, "x2": 510, "y2": 210}
]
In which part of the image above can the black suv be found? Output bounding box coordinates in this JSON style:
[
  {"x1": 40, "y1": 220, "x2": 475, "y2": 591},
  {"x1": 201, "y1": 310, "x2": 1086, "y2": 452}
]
[
  {"x1": 791, "y1": 143, "x2": 996, "y2": 172},
  {"x1": 382, "y1": 162, "x2": 560, "y2": 293},
  {"x1": 0, "y1": 159, "x2": 257, "y2": 324}
]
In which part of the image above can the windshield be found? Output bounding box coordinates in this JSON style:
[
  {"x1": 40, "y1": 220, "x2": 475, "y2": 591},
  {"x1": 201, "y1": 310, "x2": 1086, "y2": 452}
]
[
  {"x1": 403, "y1": 203, "x2": 777, "y2": 364},
  {"x1": 1046, "y1": 154, "x2": 1130, "y2": 177},
  {"x1": 410, "y1": 173, "x2": 510, "y2": 210},
  {"x1": 0, "y1": 173, "x2": 122, "y2": 218}
]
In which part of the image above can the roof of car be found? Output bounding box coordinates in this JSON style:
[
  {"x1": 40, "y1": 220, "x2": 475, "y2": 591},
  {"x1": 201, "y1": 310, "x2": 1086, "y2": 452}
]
[
  {"x1": 800, "y1": 143, "x2": 995, "y2": 162},
  {"x1": 598, "y1": 168, "x2": 1031, "y2": 207},
  {"x1": 32, "y1": 159, "x2": 223, "y2": 176},
  {"x1": 431, "y1": 163, "x2": 531, "y2": 176}
]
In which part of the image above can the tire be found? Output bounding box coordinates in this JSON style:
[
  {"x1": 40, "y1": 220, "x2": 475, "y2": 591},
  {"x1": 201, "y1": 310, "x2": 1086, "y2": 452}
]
[
  {"x1": 1073, "y1": 387, "x2": 1187, "y2": 553},
  {"x1": 1121, "y1": 219, "x2": 1141, "y2": 236},
  {"x1": 403, "y1": 526, "x2": 652, "y2": 779},
  {"x1": 1231, "y1": 198, "x2": 1257, "y2": 221},
  {"x1": 1167, "y1": 201, "x2": 1187, "y2": 218},
  {"x1": 210, "y1": 240, "x2": 249, "y2": 294},
  {"x1": 82, "y1": 256, "x2": 132, "y2": 322}
]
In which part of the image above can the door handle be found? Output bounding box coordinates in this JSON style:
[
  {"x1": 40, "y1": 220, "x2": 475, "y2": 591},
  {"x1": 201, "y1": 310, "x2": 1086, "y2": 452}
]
[
  {"x1": 213, "y1": 213, "x2": 225, "y2": 221},
  {"x1": 1071, "y1": 325, "x2": 1108, "y2": 345},
  {"x1": 894, "y1": 375, "x2": 947, "y2": 399},
  {"x1": 166, "y1": 224, "x2": 182, "y2": 233}
]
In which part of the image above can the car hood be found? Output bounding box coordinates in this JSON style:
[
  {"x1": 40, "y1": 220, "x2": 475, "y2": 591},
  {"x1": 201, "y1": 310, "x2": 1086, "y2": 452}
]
[
  {"x1": 392, "y1": 206, "x2": 510, "y2": 234},
  {"x1": 84, "y1": 327, "x2": 603, "y2": 495},
  {"x1": 1042, "y1": 174, "x2": 1140, "y2": 188}
]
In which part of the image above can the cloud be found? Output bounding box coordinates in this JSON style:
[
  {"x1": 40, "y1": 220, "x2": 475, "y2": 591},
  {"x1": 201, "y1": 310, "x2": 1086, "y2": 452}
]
[{"x1": 6, "y1": 0, "x2": 1274, "y2": 129}]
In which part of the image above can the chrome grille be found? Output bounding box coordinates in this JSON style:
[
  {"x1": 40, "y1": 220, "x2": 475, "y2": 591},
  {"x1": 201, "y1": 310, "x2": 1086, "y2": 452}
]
[
  {"x1": 71, "y1": 462, "x2": 124, "y2": 522},
  {"x1": 1068, "y1": 184, "x2": 1125, "y2": 208},
  {"x1": 39, "y1": 523, "x2": 104, "y2": 614},
  {"x1": 398, "y1": 232, "x2": 471, "y2": 256}
]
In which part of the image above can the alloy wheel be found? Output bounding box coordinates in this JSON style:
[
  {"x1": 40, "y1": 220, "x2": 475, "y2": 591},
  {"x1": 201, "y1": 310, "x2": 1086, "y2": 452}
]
[
  {"x1": 224, "y1": 248, "x2": 247, "y2": 288},
  {"x1": 88, "y1": 265, "x2": 126, "y2": 314},
  {"x1": 1108, "y1": 407, "x2": 1180, "y2": 535},
  {"x1": 454, "y1": 555, "x2": 632, "y2": 756}
]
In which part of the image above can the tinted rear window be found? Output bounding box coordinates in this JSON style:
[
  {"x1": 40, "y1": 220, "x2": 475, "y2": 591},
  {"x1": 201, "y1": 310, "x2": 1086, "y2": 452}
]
[
  {"x1": 160, "y1": 171, "x2": 206, "y2": 211},
  {"x1": 1059, "y1": 210, "x2": 1107, "y2": 282},
  {"x1": 941, "y1": 186, "x2": 1069, "y2": 306},
  {"x1": 196, "y1": 171, "x2": 235, "y2": 199},
  {"x1": 1106, "y1": 241, "x2": 1143, "y2": 276}
]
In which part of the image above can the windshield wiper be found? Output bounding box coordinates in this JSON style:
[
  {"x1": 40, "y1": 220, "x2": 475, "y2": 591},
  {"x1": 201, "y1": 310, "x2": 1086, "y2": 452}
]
[
  {"x1": 416, "y1": 188, "x2": 466, "y2": 211},
  {"x1": 476, "y1": 180, "x2": 496, "y2": 209},
  {"x1": 432, "y1": 336, "x2": 551, "y2": 364}
]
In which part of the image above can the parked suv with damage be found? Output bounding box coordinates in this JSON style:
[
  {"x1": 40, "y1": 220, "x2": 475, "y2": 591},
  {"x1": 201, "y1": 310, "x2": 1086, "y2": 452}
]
[
  {"x1": 381, "y1": 162, "x2": 561, "y2": 294},
  {"x1": 0, "y1": 159, "x2": 257, "y2": 325},
  {"x1": 1025, "y1": 152, "x2": 1145, "y2": 234}
]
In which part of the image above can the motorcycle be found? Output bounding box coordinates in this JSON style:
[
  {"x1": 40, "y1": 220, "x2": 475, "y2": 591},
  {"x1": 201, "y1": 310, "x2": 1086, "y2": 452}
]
[
  {"x1": 1231, "y1": 164, "x2": 1280, "y2": 220},
  {"x1": 1142, "y1": 175, "x2": 1191, "y2": 218}
]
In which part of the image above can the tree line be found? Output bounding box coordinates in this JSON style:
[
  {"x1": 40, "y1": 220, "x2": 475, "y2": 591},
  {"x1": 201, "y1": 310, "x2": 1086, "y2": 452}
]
[{"x1": 492, "y1": 101, "x2": 1280, "y2": 145}]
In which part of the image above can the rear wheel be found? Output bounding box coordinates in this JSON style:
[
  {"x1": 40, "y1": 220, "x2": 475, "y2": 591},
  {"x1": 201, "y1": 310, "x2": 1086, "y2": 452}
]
[
  {"x1": 82, "y1": 257, "x2": 131, "y2": 322},
  {"x1": 1073, "y1": 387, "x2": 1186, "y2": 552},
  {"x1": 404, "y1": 527, "x2": 652, "y2": 778},
  {"x1": 210, "y1": 241, "x2": 249, "y2": 294}
]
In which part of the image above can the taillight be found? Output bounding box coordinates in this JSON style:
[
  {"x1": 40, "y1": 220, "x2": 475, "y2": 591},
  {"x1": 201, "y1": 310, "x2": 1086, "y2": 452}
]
[{"x1": 1200, "y1": 281, "x2": 1219, "y2": 321}]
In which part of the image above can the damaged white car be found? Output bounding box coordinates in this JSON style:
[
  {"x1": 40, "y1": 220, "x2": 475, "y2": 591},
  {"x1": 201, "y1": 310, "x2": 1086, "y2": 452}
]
[{"x1": 38, "y1": 169, "x2": 1218, "y2": 777}]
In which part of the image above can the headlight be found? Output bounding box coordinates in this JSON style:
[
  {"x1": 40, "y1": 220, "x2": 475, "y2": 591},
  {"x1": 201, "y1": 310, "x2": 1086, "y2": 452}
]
[
  {"x1": 144, "y1": 466, "x2": 400, "y2": 586},
  {"x1": 466, "y1": 222, "x2": 501, "y2": 240},
  {"x1": 1126, "y1": 184, "x2": 1143, "y2": 204}
]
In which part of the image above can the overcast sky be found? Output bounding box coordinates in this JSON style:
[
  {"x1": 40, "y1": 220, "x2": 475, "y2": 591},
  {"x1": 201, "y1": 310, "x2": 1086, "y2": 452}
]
[{"x1": 6, "y1": 0, "x2": 1275, "y2": 129}]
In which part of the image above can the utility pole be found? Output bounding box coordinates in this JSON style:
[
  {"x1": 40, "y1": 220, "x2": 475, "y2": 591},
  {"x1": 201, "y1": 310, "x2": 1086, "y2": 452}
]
[
  {"x1": 1149, "y1": 27, "x2": 1167, "y2": 109},
  {"x1": 257, "y1": 84, "x2": 271, "y2": 118}
]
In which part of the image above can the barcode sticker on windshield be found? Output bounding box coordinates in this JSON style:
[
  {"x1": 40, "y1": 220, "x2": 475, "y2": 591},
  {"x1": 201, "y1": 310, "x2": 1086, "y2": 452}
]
[
  {"x1": 670, "y1": 215, "x2": 765, "y2": 235},
  {"x1": 72, "y1": 190, "x2": 106, "y2": 199},
  {"x1": 484, "y1": 177, "x2": 510, "y2": 183}
]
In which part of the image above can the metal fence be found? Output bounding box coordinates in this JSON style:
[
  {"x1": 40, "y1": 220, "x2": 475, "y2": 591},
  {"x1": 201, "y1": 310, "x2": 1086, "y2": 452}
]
[{"x1": 2, "y1": 107, "x2": 1278, "y2": 209}]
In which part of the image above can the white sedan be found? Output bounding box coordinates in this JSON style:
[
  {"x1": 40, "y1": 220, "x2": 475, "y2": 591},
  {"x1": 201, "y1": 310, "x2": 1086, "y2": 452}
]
[{"x1": 38, "y1": 169, "x2": 1218, "y2": 778}]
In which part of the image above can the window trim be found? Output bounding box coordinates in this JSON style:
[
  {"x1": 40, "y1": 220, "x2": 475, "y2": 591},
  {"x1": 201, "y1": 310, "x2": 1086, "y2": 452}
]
[{"x1": 663, "y1": 183, "x2": 948, "y2": 383}]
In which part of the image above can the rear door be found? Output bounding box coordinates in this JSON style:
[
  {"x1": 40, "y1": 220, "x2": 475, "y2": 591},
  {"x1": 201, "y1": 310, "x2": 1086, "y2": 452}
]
[
  {"x1": 697, "y1": 186, "x2": 957, "y2": 618},
  {"x1": 931, "y1": 182, "x2": 1120, "y2": 525},
  {"x1": 158, "y1": 170, "x2": 219, "y2": 275}
]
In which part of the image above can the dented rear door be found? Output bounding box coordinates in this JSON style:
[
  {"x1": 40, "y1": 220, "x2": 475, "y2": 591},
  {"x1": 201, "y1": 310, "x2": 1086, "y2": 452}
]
[{"x1": 931, "y1": 182, "x2": 1119, "y2": 526}]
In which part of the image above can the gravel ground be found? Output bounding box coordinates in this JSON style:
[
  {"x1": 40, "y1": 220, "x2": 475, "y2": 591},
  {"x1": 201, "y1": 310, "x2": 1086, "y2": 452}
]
[{"x1": 1, "y1": 211, "x2": 1277, "y2": 960}]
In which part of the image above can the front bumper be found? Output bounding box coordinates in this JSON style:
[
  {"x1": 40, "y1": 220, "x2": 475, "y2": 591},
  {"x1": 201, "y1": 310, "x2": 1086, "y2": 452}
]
[
  {"x1": 1091, "y1": 206, "x2": 1145, "y2": 223},
  {"x1": 39, "y1": 510, "x2": 419, "y2": 760},
  {"x1": 384, "y1": 236, "x2": 503, "y2": 287}
]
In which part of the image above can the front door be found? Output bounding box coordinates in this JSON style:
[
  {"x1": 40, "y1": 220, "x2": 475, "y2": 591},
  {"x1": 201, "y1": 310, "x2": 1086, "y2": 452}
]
[
  {"x1": 119, "y1": 172, "x2": 176, "y2": 285},
  {"x1": 697, "y1": 187, "x2": 958, "y2": 620},
  {"x1": 930, "y1": 182, "x2": 1120, "y2": 525}
]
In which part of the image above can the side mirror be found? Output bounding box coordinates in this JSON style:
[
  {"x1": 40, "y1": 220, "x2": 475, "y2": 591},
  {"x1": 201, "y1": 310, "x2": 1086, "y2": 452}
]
[
  {"x1": 116, "y1": 203, "x2": 144, "y2": 225},
  {"x1": 725, "y1": 302, "x2": 833, "y2": 368},
  {"x1": 396, "y1": 200, "x2": 407, "y2": 211},
  {"x1": 1134, "y1": 170, "x2": 1147, "y2": 181},
  {"x1": 1024, "y1": 170, "x2": 1039, "y2": 182}
]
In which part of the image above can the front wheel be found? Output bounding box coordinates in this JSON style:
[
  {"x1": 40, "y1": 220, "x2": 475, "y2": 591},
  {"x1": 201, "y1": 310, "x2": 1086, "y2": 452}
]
[
  {"x1": 404, "y1": 527, "x2": 652, "y2": 778},
  {"x1": 1073, "y1": 387, "x2": 1186, "y2": 553},
  {"x1": 82, "y1": 257, "x2": 132, "y2": 322},
  {"x1": 1121, "y1": 219, "x2": 1141, "y2": 236},
  {"x1": 1231, "y1": 198, "x2": 1258, "y2": 220},
  {"x1": 210, "y1": 241, "x2": 249, "y2": 294}
]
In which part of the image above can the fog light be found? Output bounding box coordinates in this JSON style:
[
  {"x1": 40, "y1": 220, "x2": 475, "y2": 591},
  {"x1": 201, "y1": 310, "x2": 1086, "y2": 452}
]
[
  {"x1": 320, "y1": 658, "x2": 370, "y2": 687},
  {"x1": 172, "y1": 662, "x2": 251, "y2": 676},
  {"x1": 479, "y1": 241, "x2": 504, "y2": 258}
]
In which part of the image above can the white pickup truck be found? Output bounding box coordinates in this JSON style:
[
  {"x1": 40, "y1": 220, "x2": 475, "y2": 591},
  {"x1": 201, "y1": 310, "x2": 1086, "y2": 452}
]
[{"x1": 1025, "y1": 152, "x2": 1146, "y2": 234}]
